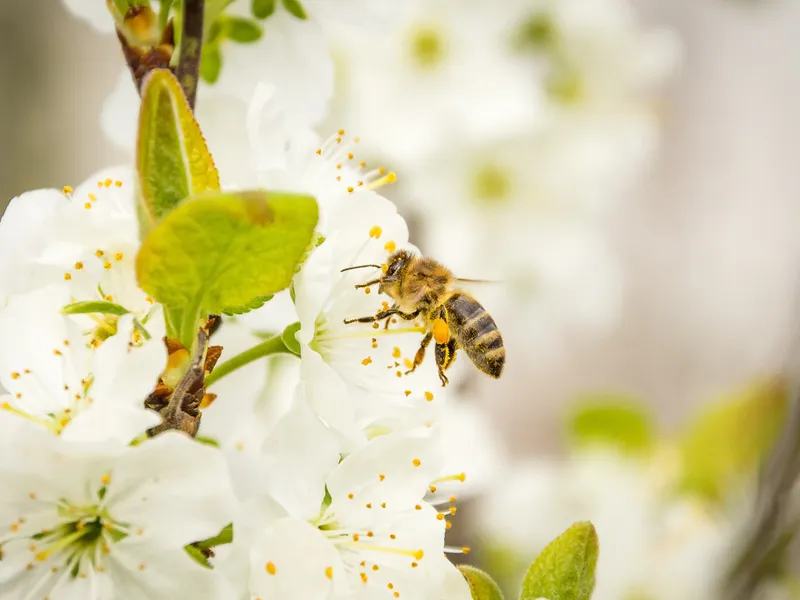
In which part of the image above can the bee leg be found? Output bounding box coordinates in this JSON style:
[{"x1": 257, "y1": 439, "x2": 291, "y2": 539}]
[
  {"x1": 384, "y1": 303, "x2": 399, "y2": 330},
  {"x1": 405, "y1": 331, "x2": 433, "y2": 375},
  {"x1": 434, "y1": 339, "x2": 458, "y2": 387},
  {"x1": 354, "y1": 278, "x2": 382, "y2": 290},
  {"x1": 343, "y1": 308, "x2": 421, "y2": 325}
]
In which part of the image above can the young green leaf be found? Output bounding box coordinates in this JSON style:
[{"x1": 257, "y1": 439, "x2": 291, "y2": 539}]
[
  {"x1": 252, "y1": 0, "x2": 276, "y2": 19},
  {"x1": 520, "y1": 521, "x2": 599, "y2": 600},
  {"x1": 136, "y1": 190, "x2": 318, "y2": 344},
  {"x1": 282, "y1": 0, "x2": 307, "y2": 19},
  {"x1": 458, "y1": 565, "x2": 505, "y2": 600},
  {"x1": 567, "y1": 395, "x2": 655, "y2": 456},
  {"x1": 221, "y1": 15, "x2": 263, "y2": 42},
  {"x1": 136, "y1": 69, "x2": 220, "y2": 235},
  {"x1": 61, "y1": 300, "x2": 130, "y2": 317},
  {"x1": 184, "y1": 544, "x2": 212, "y2": 568},
  {"x1": 200, "y1": 46, "x2": 223, "y2": 84},
  {"x1": 678, "y1": 377, "x2": 787, "y2": 502},
  {"x1": 194, "y1": 523, "x2": 233, "y2": 549}
]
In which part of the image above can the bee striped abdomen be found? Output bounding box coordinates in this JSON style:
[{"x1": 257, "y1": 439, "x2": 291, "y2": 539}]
[{"x1": 446, "y1": 293, "x2": 505, "y2": 378}]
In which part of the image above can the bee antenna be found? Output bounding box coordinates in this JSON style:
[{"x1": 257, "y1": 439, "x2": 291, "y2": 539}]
[{"x1": 340, "y1": 263, "x2": 382, "y2": 273}]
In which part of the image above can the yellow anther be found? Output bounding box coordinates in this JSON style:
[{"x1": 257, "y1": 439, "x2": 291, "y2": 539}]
[
  {"x1": 114, "y1": 180, "x2": 123, "y2": 187},
  {"x1": 62, "y1": 186, "x2": 73, "y2": 194},
  {"x1": 84, "y1": 203, "x2": 92, "y2": 210},
  {"x1": 114, "y1": 252, "x2": 123, "y2": 261},
  {"x1": 384, "y1": 241, "x2": 397, "y2": 253},
  {"x1": 369, "y1": 226, "x2": 382, "y2": 238},
  {"x1": 88, "y1": 193, "x2": 97, "y2": 202},
  {"x1": 266, "y1": 562, "x2": 276, "y2": 575},
  {"x1": 101, "y1": 473, "x2": 111, "y2": 485},
  {"x1": 104, "y1": 179, "x2": 112, "y2": 187},
  {"x1": 404, "y1": 390, "x2": 412, "y2": 397},
  {"x1": 103, "y1": 262, "x2": 112, "y2": 270},
  {"x1": 325, "y1": 566, "x2": 333, "y2": 579},
  {"x1": 424, "y1": 391, "x2": 434, "y2": 401},
  {"x1": 95, "y1": 249, "x2": 104, "y2": 257},
  {"x1": 362, "y1": 356, "x2": 372, "y2": 366},
  {"x1": 74, "y1": 262, "x2": 83, "y2": 270}
]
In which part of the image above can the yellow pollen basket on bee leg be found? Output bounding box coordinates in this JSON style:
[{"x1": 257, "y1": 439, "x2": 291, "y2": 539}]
[{"x1": 432, "y1": 318, "x2": 449, "y2": 345}]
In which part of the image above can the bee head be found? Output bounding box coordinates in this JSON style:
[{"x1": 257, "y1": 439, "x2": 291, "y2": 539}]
[{"x1": 379, "y1": 249, "x2": 413, "y2": 296}]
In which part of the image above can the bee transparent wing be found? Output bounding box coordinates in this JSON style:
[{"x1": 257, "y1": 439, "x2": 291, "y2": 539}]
[{"x1": 454, "y1": 278, "x2": 503, "y2": 285}]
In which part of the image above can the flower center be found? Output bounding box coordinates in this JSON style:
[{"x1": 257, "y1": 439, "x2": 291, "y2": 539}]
[
  {"x1": 472, "y1": 163, "x2": 512, "y2": 205},
  {"x1": 2, "y1": 477, "x2": 131, "y2": 578},
  {"x1": 515, "y1": 13, "x2": 557, "y2": 51},
  {"x1": 408, "y1": 25, "x2": 446, "y2": 69}
]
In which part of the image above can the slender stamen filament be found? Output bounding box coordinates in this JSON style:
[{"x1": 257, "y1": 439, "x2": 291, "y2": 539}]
[
  {"x1": 339, "y1": 542, "x2": 424, "y2": 561},
  {"x1": 34, "y1": 527, "x2": 93, "y2": 561},
  {"x1": 364, "y1": 172, "x2": 397, "y2": 191},
  {"x1": 431, "y1": 473, "x2": 466, "y2": 485},
  {"x1": 329, "y1": 327, "x2": 428, "y2": 341},
  {"x1": 1, "y1": 402, "x2": 59, "y2": 432}
]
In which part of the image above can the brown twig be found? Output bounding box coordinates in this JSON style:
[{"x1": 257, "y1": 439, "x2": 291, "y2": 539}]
[
  {"x1": 174, "y1": 0, "x2": 205, "y2": 109},
  {"x1": 147, "y1": 327, "x2": 209, "y2": 437},
  {"x1": 724, "y1": 381, "x2": 800, "y2": 599}
]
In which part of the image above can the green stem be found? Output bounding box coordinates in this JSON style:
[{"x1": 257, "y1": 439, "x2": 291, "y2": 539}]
[{"x1": 205, "y1": 335, "x2": 292, "y2": 387}]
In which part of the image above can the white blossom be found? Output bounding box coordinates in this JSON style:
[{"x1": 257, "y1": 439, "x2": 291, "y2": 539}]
[
  {"x1": 332, "y1": 0, "x2": 544, "y2": 166},
  {"x1": 0, "y1": 426, "x2": 237, "y2": 600},
  {"x1": 221, "y1": 398, "x2": 470, "y2": 600},
  {"x1": 0, "y1": 166, "x2": 159, "y2": 343},
  {"x1": 0, "y1": 284, "x2": 166, "y2": 443}
]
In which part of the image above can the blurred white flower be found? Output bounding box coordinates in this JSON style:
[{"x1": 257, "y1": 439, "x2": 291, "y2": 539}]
[
  {"x1": 0, "y1": 427, "x2": 236, "y2": 600},
  {"x1": 509, "y1": 0, "x2": 680, "y2": 115},
  {"x1": 333, "y1": 0, "x2": 544, "y2": 165},
  {"x1": 0, "y1": 284, "x2": 165, "y2": 443},
  {"x1": 476, "y1": 450, "x2": 737, "y2": 600},
  {"x1": 223, "y1": 399, "x2": 469, "y2": 600}
]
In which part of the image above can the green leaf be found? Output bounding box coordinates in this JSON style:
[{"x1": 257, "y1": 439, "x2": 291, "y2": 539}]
[
  {"x1": 200, "y1": 45, "x2": 223, "y2": 84},
  {"x1": 221, "y1": 15, "x2": 263, "y2": 42},
  {"x1": 567, "y1": 395, "x2": 655, "y2": 456},
  {"x1": 184, "y1": 544, "x2": 212, "y2": 568},
  {"x1": 61, "y1": 300, "x2": 130, "y2": 317},
  {"x1": 521, "y1": 521, "x2": 599, "y2": 600},
  {"x1": 458, "y1": 565, "x2": 504, "y2": 600},
  {"x1": 136, "y1": 69, "x2": 220, "y2": 236},
  {"x1": 678, "y1": 377, "x2": 788, "y2": 502},
  {"x1": 281, "y1": 0, "x2": 307, "y2": 19},
  {"x1": 281, "y1": 321, "x2": 302, "y2": 356},
  {"x1": 252, "y1": 0, "x2": 276, "y2": 19},
  {"x1": 195, "y1": 523, "x2": 233, "y2": 549},
  {"x1": 220, "y1": 294, "x2": 273, "y2": 316},
  {"x1": 136, "y1": 190, "x2": 318, "y2": 346}
]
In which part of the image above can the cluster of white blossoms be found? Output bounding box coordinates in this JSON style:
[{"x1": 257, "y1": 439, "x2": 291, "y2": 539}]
[
  {"x1": 0, "y1": 124, "x2": 473, "y2": 600},
  {"x1": 0, "y1": 0, "x2": 684, "y2": 597}
]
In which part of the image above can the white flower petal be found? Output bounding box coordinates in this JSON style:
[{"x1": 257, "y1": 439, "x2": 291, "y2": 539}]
[
  {"x1": 216, "y1": 11, "x2": 334, "y2": 129},
  {"x1": 327, "y1": 430, "x2": 442, "y2": 517},
  {"x1": 107, "y1": 432, "x2": 236, "y2": 545},
  {"x1": 261, "y1": 394, "x2": 340, "y2": 520},
  {"x1": 60, "y1": 405, "x2": 161, "y2": 444},
  {"x1": 249, "y1": 517, "x2": 344, "y2": 600}
]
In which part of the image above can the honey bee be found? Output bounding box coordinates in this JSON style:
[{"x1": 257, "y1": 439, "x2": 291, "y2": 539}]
[{"x1": 342, "y1": 250, "x2": 505, "y2": 387}]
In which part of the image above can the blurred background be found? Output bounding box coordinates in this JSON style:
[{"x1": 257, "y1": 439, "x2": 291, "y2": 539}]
[{"x1": 4, "y1": 0, "x2": 800, "y2": 597}]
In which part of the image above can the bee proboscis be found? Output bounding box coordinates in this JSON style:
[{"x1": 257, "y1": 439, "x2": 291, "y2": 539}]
[{"x1": 342, "y1": 250, "x2": 505, "y2": 387}]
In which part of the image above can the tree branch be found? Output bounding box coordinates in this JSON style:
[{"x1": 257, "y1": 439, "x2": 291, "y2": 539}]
[
  {"x1": 723, "y1": 381, "x2": 800, "y2": 599},
  {"x1": 175, "y1": 0, "x2": 205, "y2": 109}
]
